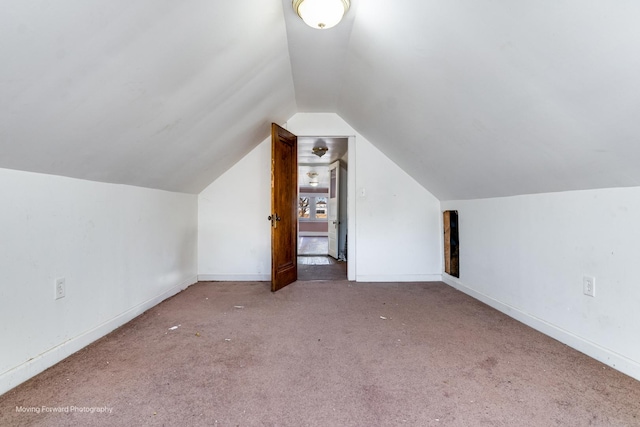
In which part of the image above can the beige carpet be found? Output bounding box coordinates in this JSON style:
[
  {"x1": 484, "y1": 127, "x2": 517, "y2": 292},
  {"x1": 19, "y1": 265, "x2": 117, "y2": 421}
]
[{"x1": 1, "y1": 281, "x2": 639, "y2": 426}]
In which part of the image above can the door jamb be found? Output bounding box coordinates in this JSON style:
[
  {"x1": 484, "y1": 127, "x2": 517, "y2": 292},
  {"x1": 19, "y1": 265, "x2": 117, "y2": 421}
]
[{"x1": 347, "y1": 136, "x2": 356, "y2": 281}]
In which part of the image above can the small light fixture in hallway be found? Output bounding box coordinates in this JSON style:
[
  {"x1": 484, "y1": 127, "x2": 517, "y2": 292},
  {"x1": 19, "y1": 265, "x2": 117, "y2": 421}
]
[
  {"x1": 307, "y1": 171, "x2": 319, "y2": 186},
  {"x1": 293, "y1": 0, "x2": 350, "y2": 30},
  {"x1": 312, "y1": 146, "x2": 329, "y2": 157}
]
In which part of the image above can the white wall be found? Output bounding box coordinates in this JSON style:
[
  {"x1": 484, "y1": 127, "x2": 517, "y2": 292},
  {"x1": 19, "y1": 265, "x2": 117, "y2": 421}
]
[
  {"x1": 442, "y1": 187, "x2": 640, "y2": 381},
  {"x1": 0, "y1": 168, "x2": 198, "y2": 395},
  {"x1": 198, "y1": 138, "x2": 272, "y2": 281},
  {"x1": 198, "y1": 113, "x2": 443, "y2": 282}
]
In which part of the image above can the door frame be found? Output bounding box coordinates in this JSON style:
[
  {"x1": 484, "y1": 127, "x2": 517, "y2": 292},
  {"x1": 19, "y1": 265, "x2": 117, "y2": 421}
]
[
  {"x1": 293, "y1": 134, "x2": 356, "y2": 281},
  {"x1": 271, "y1": 128, "x2": 356, "y2": 282},
  {"x1": 346, "y1": 135, "x2": 356, "y2": 281}
]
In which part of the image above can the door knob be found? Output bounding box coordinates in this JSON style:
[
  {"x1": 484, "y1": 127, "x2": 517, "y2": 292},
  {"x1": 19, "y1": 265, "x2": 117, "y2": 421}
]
[{"x1": 268, "y1": 214, "x2": 281, "y2": 228}]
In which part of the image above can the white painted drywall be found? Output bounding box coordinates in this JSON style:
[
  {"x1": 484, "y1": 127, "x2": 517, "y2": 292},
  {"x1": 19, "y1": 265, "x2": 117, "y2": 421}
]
[
  {"x1": 0, "y1": 168, "x2": 198, "y2": 395},
  {"x1": 340, "y1": 1, "x2": 640, "y2": 201},
  {"x1": 442, "y1": 187, "x2": 640, "y2": 381},
  {"x1": 197, "y1": 113, "x2": 442, "y2": 282},
  {"x1": 198, "y1": 139, "x2": 272, "y2": 281},
  {"x1": 0, "y1": 0, "x2": 296, "y2": 194}
]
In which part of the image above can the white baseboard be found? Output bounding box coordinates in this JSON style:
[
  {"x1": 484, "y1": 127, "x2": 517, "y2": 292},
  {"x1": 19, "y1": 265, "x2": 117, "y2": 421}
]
[
  {"x1": 0, "y1": 275, "x2": 197, "y2": 396},
  {"x1": 200, "y1": 273, "x2": 445, "y2": 283},
  {"x1": 198, "y1": 274, "x2": 270, "y2": 282},
  {"x1": 442, "y1": 274, "x2": 640, "y2": 382},
  {"x1": 356, "y1": 274, "x2": 442, "y2": 282}
]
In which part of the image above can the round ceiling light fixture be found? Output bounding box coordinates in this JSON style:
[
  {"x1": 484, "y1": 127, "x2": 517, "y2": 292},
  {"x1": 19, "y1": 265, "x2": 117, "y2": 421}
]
[{"x1": 293, "y1": 0, "x2": 350, "y2": 30}]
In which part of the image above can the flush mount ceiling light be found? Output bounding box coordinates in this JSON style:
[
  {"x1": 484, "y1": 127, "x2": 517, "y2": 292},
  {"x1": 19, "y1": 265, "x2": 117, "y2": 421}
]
[
  {"x1": 293, "y1": 0, "x2": 350, "y2": 30},
  {"x1": 312, "y1": 146, "x2": 329, "y2": 157},
  {"x1": 307, "y1": 171, "x2": 319, "y2": 186}
]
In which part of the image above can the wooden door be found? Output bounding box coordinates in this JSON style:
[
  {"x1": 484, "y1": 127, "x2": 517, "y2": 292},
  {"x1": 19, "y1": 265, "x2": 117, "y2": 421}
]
[
  {"x1": 270, "y1": 123, "x2": 298, "y2": 292},
  {"x1": 328, "y1": 160, "x2": 340, "y2": 259}
]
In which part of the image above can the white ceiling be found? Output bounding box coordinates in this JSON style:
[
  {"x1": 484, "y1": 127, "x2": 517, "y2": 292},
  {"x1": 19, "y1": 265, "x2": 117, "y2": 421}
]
[
  {"x1": 2, "y1": 1, "x2": 640, "y2": 200},
  {"x1": 298, "y1": 136, "x2": 348, "y2": 188},
  {"x1": 0, "y1": 1, "x2": 296, "y2": 193}
]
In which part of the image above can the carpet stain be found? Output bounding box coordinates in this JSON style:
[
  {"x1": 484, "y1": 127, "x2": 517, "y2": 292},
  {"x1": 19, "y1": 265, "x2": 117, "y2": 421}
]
[{"x1": 478, "y1": 356, "x2": 499, "y2": 372}]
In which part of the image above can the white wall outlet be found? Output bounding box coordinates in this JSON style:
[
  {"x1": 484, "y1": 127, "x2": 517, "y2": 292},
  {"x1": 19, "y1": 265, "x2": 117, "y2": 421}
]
[
  {"x1": 583, "y1": 275, "x2": 595, "y2": 297},
  {"x1": 55, "y1": 277, "x2": 66, "y2": 300}
]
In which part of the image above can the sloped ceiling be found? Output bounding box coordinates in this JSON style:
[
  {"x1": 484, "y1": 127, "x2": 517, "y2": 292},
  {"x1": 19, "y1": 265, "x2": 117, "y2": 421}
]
[
  {"x1": 2, "y1": 1, "x2": 640, "y2": 200},
  {"x1": 337, "y1": 0, "x2": 640, "y2": 200},
  {"x1": 1, "y1": 1, "x2": 296, "y2": 193}
]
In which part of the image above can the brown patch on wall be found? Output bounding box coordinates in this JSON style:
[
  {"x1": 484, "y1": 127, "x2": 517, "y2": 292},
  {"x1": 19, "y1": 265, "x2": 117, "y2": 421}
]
[
  {"x1": 443, "y1": 210, "x2": 459, "y2": 278},
  {"x1": 299, "y1": 222, "x2": 328, "y2": 232},
  {"x1": 299, "y1": 187, "x2": 328, "y2": 193}
]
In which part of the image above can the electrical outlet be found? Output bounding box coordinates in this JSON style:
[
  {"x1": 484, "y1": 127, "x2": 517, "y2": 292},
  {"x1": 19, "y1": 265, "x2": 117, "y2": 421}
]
[
  {"x1": 583, "y1": 275, "x2": 595, "y2": 297},
  {"x1": 55, "y1": 278, "x2": 66, "y2": 300}
]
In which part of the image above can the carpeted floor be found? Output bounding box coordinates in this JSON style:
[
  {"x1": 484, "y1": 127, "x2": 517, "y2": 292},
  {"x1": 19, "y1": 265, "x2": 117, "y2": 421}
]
[{"x1": 1, "y1": 281, "x2": 639, "y2": 426}]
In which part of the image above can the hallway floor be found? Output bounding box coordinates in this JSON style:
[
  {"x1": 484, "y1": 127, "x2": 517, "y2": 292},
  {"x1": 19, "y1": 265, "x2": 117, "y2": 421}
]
[
  {"x1": 297, "y1": 236, "x2": 346, "y2": 280},
  {"x1": 297, "y1": 236, "x2": 329, "y2": 256}
]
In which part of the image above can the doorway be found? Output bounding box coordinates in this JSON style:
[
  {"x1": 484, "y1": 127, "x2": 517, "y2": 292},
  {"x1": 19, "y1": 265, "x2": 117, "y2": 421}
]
[{"x1": 297, "y1": 136, "x2": 348, "y2": 281}]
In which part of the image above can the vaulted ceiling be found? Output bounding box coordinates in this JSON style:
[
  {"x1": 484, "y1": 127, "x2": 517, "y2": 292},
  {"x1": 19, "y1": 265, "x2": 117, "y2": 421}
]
[{"x1": 2, "y1": 1, "x2": 640, "y2": 200}]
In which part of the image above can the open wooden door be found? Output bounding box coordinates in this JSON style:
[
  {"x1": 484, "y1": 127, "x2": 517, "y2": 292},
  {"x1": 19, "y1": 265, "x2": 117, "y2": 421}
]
[
  {"x1": 270, "y1": 123, "x2": 298, "y2": 292},
  {"x1": 328, "y1": 160, "x2": 340, "y2": 259}
]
